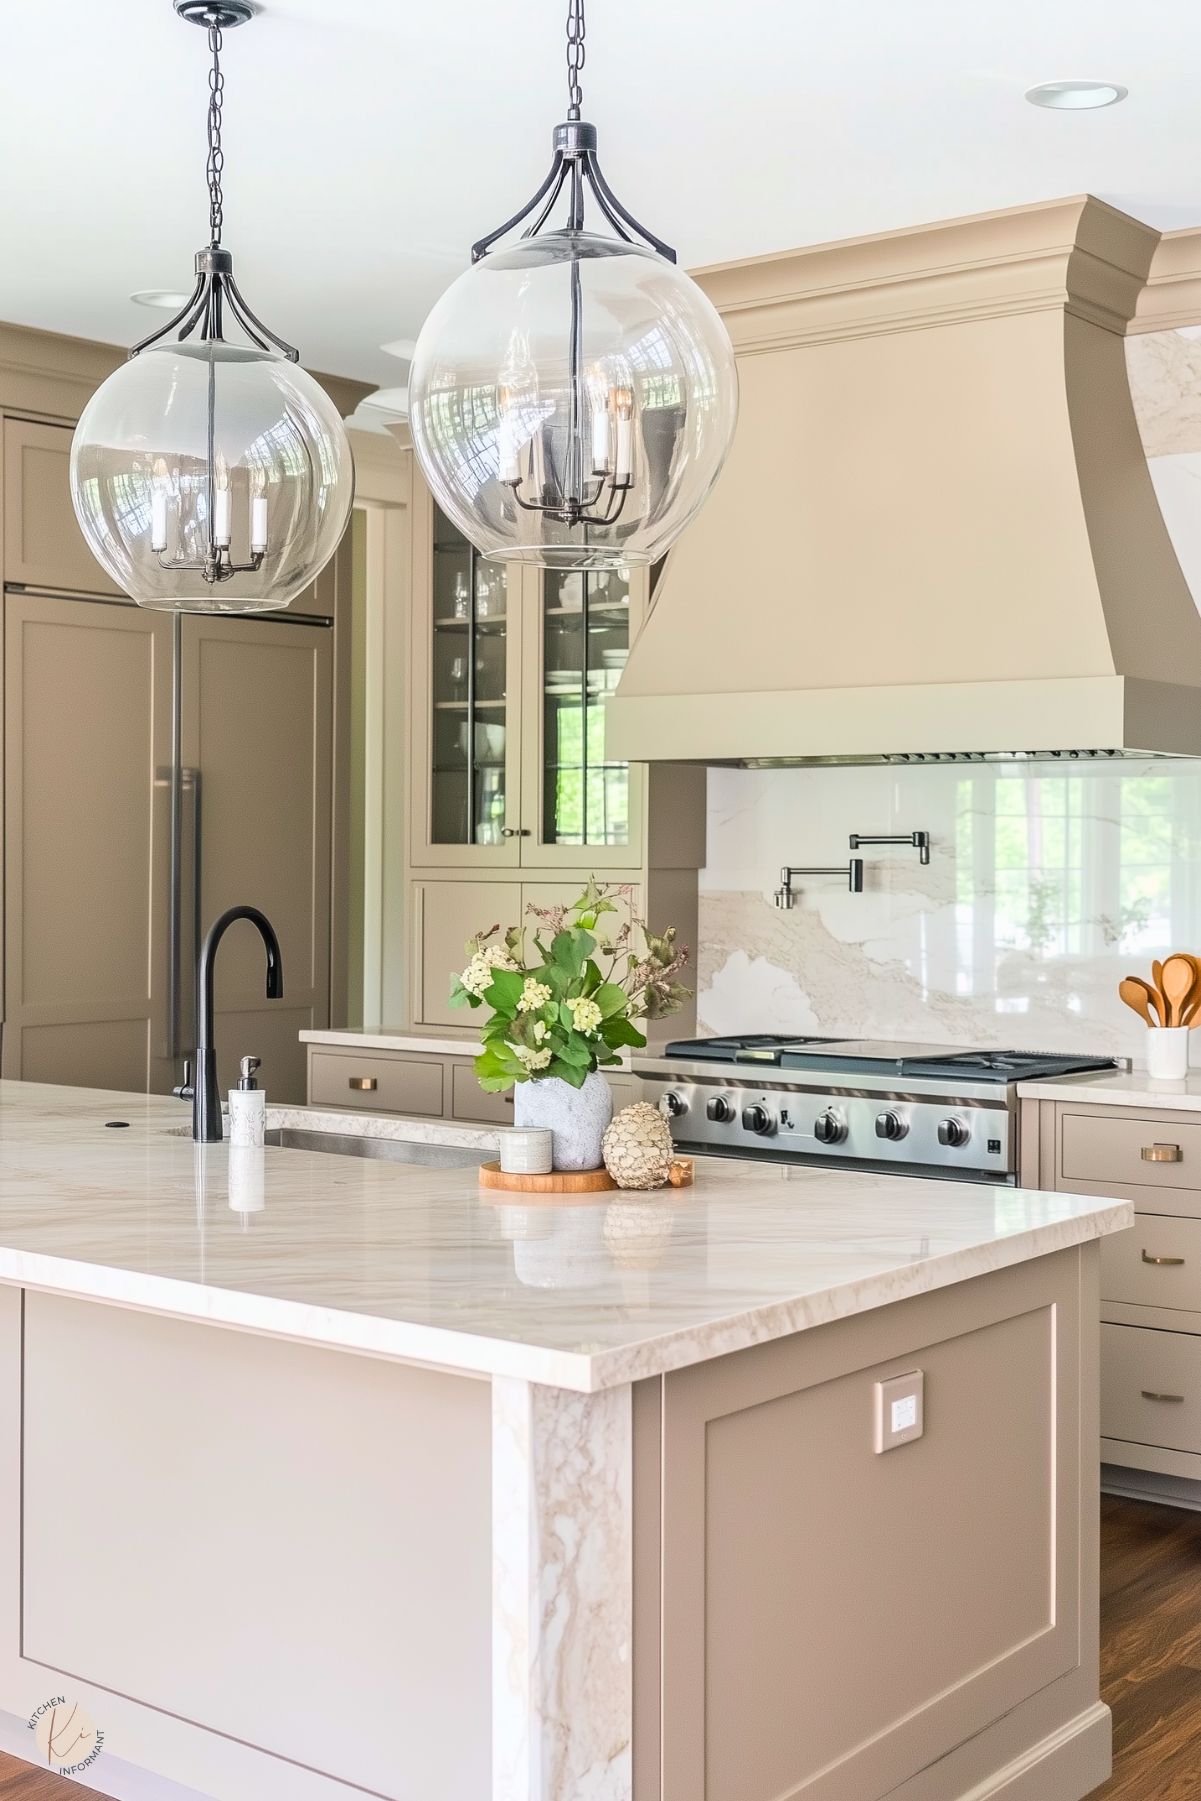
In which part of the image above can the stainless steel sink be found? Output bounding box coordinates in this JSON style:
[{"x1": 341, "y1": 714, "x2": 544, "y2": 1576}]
[{"x1": 264, "y1": 1127, "x2": 483, "y2": 1169}]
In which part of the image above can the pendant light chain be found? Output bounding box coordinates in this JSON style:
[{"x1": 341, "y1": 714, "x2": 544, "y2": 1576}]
[
  {"x1": 565, "y1": 0, "x2": 585, "y2": 121},
  {"x1": 206, "y1": 24, "x2": 226, "y2": 247}
]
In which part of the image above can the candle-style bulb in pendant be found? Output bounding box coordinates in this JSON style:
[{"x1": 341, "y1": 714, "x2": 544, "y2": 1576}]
[
  {"x1": 588, "y1": 367, "x2": 612, "y2": 475},
  {"x1": 250, "y1": 466, "x2": 268, "y2": 555},
  {"x1": 613, "y1": 386, "x2": 635, "y2": 484},
  {"x1": 496, "y1": 384, "x2": 521, "y2": 486},
  {"x1": 150, "y1": 456, "x2": 170, "y2": 553},
  {"x1": 213, "y1": 450, "x2": 232, "y2": 549}
]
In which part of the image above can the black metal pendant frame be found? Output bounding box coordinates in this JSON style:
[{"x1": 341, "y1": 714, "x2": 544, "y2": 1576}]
[
  {"x1": 128, "y1": 246, "x2": 299, "y2": 364},
  {"x1": 471, "y1": 121, "x2": 677, "y2": 267},
  {"x1": 131, "y1": 1, "x2": 295, "y2": 586}
]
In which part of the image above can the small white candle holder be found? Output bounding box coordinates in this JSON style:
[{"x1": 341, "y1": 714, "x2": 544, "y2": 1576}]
[
  {"x1": 1147, "y1": 1027, "x2": 1190, "y2": 1081},
  {"x1": 499, "y1": 1128, "x2": 553, "y2": 1177}
]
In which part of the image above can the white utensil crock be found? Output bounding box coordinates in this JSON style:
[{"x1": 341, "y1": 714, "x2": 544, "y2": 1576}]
[{"x1": 1147, "y1": 1027, "x2": 1190, "y2": 1080}]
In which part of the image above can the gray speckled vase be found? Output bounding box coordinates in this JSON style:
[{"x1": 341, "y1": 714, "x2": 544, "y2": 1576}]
[{"x1": 513, "y1": 1071, "x2": 614, "y2": 1171}]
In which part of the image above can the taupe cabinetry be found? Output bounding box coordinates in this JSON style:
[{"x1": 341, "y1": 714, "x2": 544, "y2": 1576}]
[
  {"x1": 403, "y1": 462, "x2": 704, "y2": 1032},
  {"x1": 305, "y1": 1038, "x2": 639, "y2": 1127},
  {"x1": 2, "y1": 418, "x2": 122, "y2": 597},
  {"x1": 2, "y1": 595, "x2": 334, "y2": 1102},
  {"x1": 635, "y1": 1248, "x2": 1103, "y2": 1801},
  {"x1": 3, "y1": 592, "x2": 174, "y2": 1091},
  {"x1": 1022, "y1": 1096, "x2": 1201, "y2": 1481}
]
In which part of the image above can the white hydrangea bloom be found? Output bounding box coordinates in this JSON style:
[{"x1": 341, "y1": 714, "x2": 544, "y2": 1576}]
[
  {"x1": 532, "y1": 1020, "x2": 548, "y2": 1042},
  {"x1": 459, "y1": 943, "x2": 517, "y2": 999},
  {"x1": 514, "y1": 1044, "x2": 552, "y2": 1072},
  {"x1": 516, "y1": 977, "x2": 552, "y2": 1014},
  {"x1": 567, "y1": 996, "x2": 603, "y2": 1034}
]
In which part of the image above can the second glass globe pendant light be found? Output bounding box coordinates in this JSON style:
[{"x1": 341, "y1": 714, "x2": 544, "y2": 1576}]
[
  {"x1": 69, "y1": 2, "x2": 353, "y2": 612},
  {"x1": 408, "y1": 0, "x2": 738, "y2": 570}
]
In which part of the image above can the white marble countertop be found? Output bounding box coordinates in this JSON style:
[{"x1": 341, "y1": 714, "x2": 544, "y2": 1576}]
[
  {"x1": 301, "y1": 1027, "x2": 482, "y2": 1056},
  {"x1": 1018, "y1": 1069, "x2": 1201, "y2": 1111},
  {"x1": 300, "y1": 1027, "x2": 636, "y2": 1069},
  {"x1": 0, "y1": 1082, "x2": 1130, "y2": 1393}
]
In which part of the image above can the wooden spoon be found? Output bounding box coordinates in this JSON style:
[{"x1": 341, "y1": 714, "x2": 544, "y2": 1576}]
[
  {"x1": 1160, "y1": 954, "x2": 1196, "y2": 1027},
  {"x1": 1119, "y1": 976, "x2": 1159, "y2": 1027}
]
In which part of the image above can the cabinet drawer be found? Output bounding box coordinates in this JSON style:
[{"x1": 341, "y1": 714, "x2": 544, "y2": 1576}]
[
  {"x1": 1101, "y1": 1323, "x2": 1201, "y2": 1453},
  {"x1": 309, "y1": 1051, "x2": 444, "y2": 1118},
  {"x1": 1060, "y1": 1111, "x2": 1201, "y2": 1196},
  {"x1": 451, "y1": 1064, "x2": 514, "y2": 1126},
  {"x1": 1101, "y1": 1217, "x2": 1201, "y2": 1315}
]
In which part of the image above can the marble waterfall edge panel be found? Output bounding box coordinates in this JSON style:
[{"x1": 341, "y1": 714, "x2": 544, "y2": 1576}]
[{"x1": 492, "y1": 1378, "x2": 632, "y2": 1801}]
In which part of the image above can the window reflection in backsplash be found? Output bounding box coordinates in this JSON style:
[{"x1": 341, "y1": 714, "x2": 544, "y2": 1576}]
[{"x1": 697, "y1": 761, "x2": 1201, "y2": 1059}]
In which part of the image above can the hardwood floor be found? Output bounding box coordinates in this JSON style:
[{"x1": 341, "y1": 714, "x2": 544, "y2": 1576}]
[
  {"x1": 1096, "y1": 1494, "x2": 1201, "y2": 1799},
  {"x1": 0, "y1": 1495, "x2": 1189, "y2": 1797}
]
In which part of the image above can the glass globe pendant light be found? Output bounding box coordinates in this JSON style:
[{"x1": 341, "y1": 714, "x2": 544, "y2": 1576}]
[
  {"x1": 69, "y1": 2, "x2": 353, "y2": 613},
  {"x1": 408, "y1": 0, "x2": 738, "y2": 571}
]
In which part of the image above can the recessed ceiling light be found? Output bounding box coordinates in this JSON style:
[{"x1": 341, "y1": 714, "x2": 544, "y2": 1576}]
[
  {"x1": 1025, "y1": 80, "x2": 1128, "y2": 111},
  {"x1": 129, "y1": 288, "x2": 192, "y2": 310}
]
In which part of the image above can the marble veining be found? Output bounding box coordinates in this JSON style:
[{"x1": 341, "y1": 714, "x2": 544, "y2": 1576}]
[
  {"x1": 699, "y1": 756, "x2": 1201, "y2": 1065},
  {"x1": 1017, "y1": 1069, "x2": 1201, "y2": 1111},
  {"x1": 492, "y1": 1380, "x2": 631, "y2": 1801},
  {"x1": 0, "y1": 1082, "x2": 1129, "y2": 1393}
]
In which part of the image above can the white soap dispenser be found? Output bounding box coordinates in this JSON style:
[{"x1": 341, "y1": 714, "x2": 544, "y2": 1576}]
[{"x1": 229, "y1": 1055, "x2": 265, "y2": 1148}]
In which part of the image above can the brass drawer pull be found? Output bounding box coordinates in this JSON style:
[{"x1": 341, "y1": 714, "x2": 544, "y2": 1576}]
[
  {"x1": 1142, "y1": 1249, "x2": 1186, "y2": 1266},
  {"x1": 1142, "y1": 1144, "x2": 1183, "y2": 1163},
  {"x1": 348, "y1": 1076, "x2": 378, "y2": 1092},
  {"x1": 1141, "y1": 1390, "x2": 1186, "y2": 1403}
]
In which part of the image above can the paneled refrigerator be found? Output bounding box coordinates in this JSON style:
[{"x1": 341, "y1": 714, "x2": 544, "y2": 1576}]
[{"x1": 1, "y1": 550, "x2": 344, "y2": 1104}]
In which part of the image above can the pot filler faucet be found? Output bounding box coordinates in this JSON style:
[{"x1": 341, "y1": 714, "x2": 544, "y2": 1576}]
[{"x1": 174, "y1": 905, "x2": 284, "y2": 1143}]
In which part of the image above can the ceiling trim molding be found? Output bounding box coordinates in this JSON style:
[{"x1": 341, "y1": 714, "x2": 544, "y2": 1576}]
[
  {"x1": 348, "y1": 428, "x2": 408, "y2": 506},
  {"x1": 0, "y1": 316, "x2": 371, "y2": 425},
  {"x1": 692, "y1": 196, "x2": 1158, "y2": 353},
  {"x1": 1130, "y1": 228, "x2": 1201, "y2": 334}
]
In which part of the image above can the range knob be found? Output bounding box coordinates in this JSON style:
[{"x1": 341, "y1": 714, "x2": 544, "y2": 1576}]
[
  {"x1": 706, "y1": 1094, "x2": 735, "y2": 1123},
  {"x1": 937, "y1": 1116, "x2": 970, "y2": 1148},
  {"x1": 875, "y1": 1109, "x2": 909, "y2": 1142},
  {"x1": 813, "y1": 1109, "x2": 847, "y2": 1145},
  {"x1": 659, "y1": 1091, "x2": 687, "y2": 1120},
  {"x1": 742, "y1": 1102, "x2": 775, "y2": 1136}
]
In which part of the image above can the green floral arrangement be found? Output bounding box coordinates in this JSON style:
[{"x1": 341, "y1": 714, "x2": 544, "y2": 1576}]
[{"x1": 449, "y1": 880, "x2": 691, "y2": 1092}]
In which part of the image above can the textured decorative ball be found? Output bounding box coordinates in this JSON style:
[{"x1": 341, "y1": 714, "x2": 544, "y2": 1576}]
[{"x1": 602, "y1": 1102, "x2": 674, "y2": 1190}]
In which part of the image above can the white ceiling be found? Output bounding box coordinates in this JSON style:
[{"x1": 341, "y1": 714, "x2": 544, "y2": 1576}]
[{"x1": 3, "y1": 0, "x2": 1201, "y2": 389}]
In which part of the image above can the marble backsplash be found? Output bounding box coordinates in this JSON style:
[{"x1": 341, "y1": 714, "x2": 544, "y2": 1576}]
[{"x1": 697, "y1": 758, "x2": 1201, "y2": 1065}]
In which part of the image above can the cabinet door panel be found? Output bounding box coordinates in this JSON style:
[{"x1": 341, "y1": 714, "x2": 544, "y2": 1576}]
[
  {"x1": 519, "y1": 565, "x2": 644, "y2": 868},
  {"x1": 181, "y1": 615, "x2": 332, "y2": 1103},
  {"x1": 3, "y1": 419, "x2": 123, "y2": 596},
  {"x1": 409, "y1": 477, "x2": 522, "y2": 867},
  {"x1": 413, "y1": 880, "x2": 521, "y2": 1029},
  {"x1": 2, "y1": 594, "x2": 173, "y2": 1090}
]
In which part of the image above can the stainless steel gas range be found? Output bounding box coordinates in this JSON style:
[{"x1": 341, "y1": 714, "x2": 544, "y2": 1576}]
[{"x1": 635, "y1": 1036, "x2": 1120, "y2": 1184}]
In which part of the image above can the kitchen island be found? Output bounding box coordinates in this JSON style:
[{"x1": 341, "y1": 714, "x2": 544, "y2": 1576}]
[{"x1": 0, "y1": 1082, "x2": 1129, "y2": 1801}]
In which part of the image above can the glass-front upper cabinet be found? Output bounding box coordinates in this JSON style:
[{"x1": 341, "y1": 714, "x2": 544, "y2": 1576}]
[
  {"x1": 410, "y1": 466, "x2": 644, "y2": 870},
  {"x1": 419, "y1": 499, "x2": 520, "y2": 864},
  {"x1": 520, "y1": 565, "x2": 645, "y2": 869}
]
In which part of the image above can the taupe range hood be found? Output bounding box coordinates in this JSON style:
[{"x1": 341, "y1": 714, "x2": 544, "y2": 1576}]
[{"x1": 607, "y1": 197, "x2": 1201, "y2": 766}]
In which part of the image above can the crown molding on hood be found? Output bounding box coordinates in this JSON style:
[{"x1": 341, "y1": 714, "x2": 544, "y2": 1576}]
[
  {"x1": 1131, "y1": 226, "x2": 1201, "y2": 334},
  {"x1": 691, "y1": 195, "x2": 1156, "y2": 352},
  {"x1": 608, "y1": 196, "x2": 1201, "y2": 767}
]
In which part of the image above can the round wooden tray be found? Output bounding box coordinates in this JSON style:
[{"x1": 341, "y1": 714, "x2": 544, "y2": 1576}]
[{"x1": 478, "y1": 1161, "x2": 617, "y2": 1194}]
